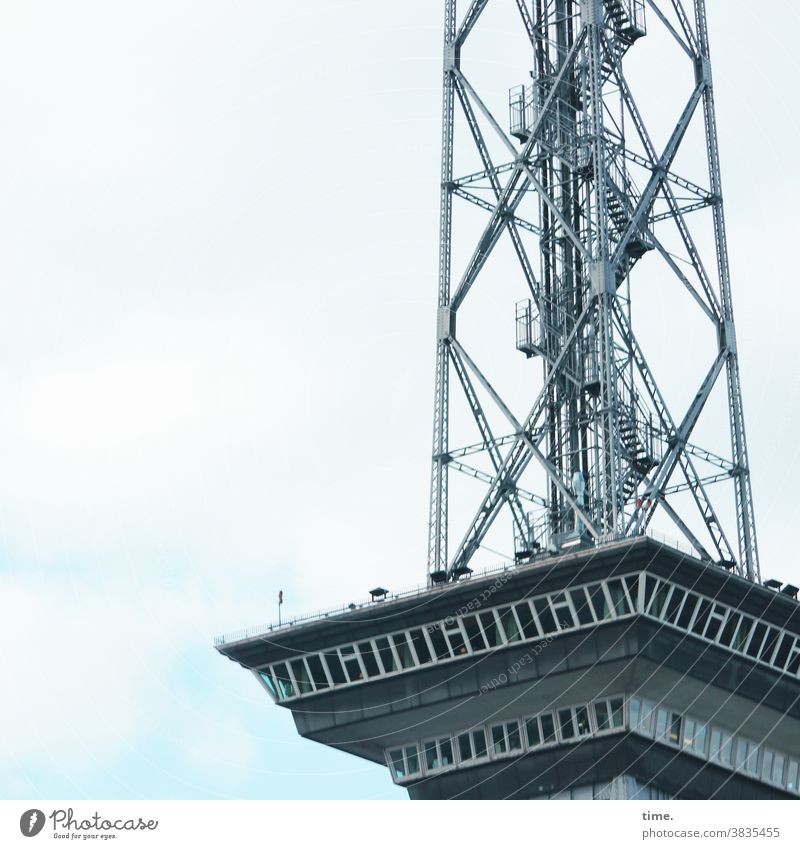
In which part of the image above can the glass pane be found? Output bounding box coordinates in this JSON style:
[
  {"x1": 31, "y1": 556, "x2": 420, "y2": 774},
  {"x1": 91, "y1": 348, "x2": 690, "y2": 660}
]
[
  {"x1": 491, "y1": 724, "x2": 507, "y2": 755},
  {"x1": 514, "y1": 602, "x2": 538, "y2": 638},
  {"x1": 745, "y1": 622, "x2": 767, "y2": 659},
  {"x1": 773, "y1": 633, "x2": 792, "y2": 669},
  {"x1": 540, "y1": 713, "x2": 556, "y2": 743},
  {"x1": 609, "y1": 698, "x2": 624, "y2": 728},
  {"x1": 472, "y1": 729, "x2": 487, "y2": 759},
  {"x1": 534, "y1": 597, "x2": 557, "y2": 633},
  {"x1": 589, "y1": 584, "x2": 610, "y2": 620},
  {"x1": 554, "y1": 599, "x2": 576, "y2": 629},
  {"x1": 439, "y1": 737, "x2": 454, "y2": 766},
  {"x1": 410, "y1": 629, "x2": 432, "y2": 665},
  {"x1": 773, "y1": 754, "x2": 785, "y2": 786},
  {"x1": 428, "y1": 627, "x2": 451, "y2": 661},
  {"x1": 655, "y1": 708, "x2": 669, "y2": 740},
  {"x1": 358, "y1": 642, "x2": 380, "y2": 677},
  {"x1": 273, "y1": 662, "x2": 295, "y2": 699},
  {"x1": 733, "y1": 617, "x2": 753, "y2": 652},
  {"x1": 595, "y1": 701, "x2": 610, "y2": 731},
  {"x1": 734, "y1": 739, "x2": 749, "y2": 770},
  {"x1": 719, "y1": 611, "x2": 741, "y2": 647},
  {"x1": 340, "y1": 647, "x2": 363, "y2": 681},
  {"x1": 392, "y1": 633, "x2": 415, "y2": 669},
  {"x1": 745, "y1": 744, "x2": 759, "y2": 775},
  {"x1": 389, "y1": 749, "x2": 405, "y2": 779},
  {"x1": 375, "y1": 636, "x2": 397, "y2": 673},
  {"x1": 259, "y1": 670, "x2": 278, "y2": 697},
  {"x1": 444, "y1": 622, "x2": 467, "y2": 656},
  {"x1": 575, "y1": 706, "x2": 590, "y2": 736},
  {"x1": 677, "y1": 593, "x2": 699, "y2": 629},
  {"x1": 786, "y1": 760, "x2": 798, "y2": 792},
  {"x1": 462, "y1": 615, "x2": 488, "y2": 652},
  {"x1": 642, "y1": 575, "x2": 658, "y2": 612},
  {"x1": 405, "y1": 745, "x2": 420, "y2": 775},
  {"x1": 664, "y1": 588, "x2": 685, "y2": 624},
  {"x1": 498, "y1": 607, "x2": 521, "y2": 642},
  {"x1": 571, "y1": 587, "x2": 595, "y2": 625},
  {"x1": 759, "y1": 627, "x2": 779, "y2": 662},
  {"x1": 457, "y1": 732, "x2": 472, "y2": 762},
  {"x1": 324, "y1": 651, "x2": 347, "y2": 685},
  {"x1": 607, "y1": 579, "x2": 631, "y2": 615},
  {"x1": 526, "y1": 717, "x2": 541, "y2": 747},
  {"x1": 306, "y1": 655, "x2": 330, "y2": 689},
  {"x1": 507, "y1": 721, "x2": 522, "y2": 750},
  {"x1": 479, "y1": 612, "x2": 501, "y2": 647},
  {"x1": 628, "y1": 698, "x2": 641, "y2": 729},
  {"x1": 693, "y1": 723, "x2": 707, "y2": 755},
  {"x1": 558, "y1": 708, "x2": 575, "y2": 740},
  {"x1": 291, "y1": 662, "x2": 310, "y2": 694},
  {"x1": 424, "y1": 741, "x2": 438, "y2": 771},
  {"x1": 623, "y1": 575, "x2": 640, "y2": 610},
  {"x1": 669, "y1": 712, "x2": 682, "y2": 745},
  {"x1": 761, "y1": 751, "x2": 774, "y2": 782},
  {"x1": 649, "y1": 583, "x2": 670, "y2": 618},
  {"x1": 690, "y1": 599, "x2": 712, "y2": 635},
  {"x1": 704, "y1": 608, "x2": 725, "y2": 641}
]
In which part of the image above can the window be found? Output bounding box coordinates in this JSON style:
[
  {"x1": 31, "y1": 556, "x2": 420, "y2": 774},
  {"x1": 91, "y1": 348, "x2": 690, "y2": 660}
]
[
  {"x1": 786, "y1": 759, "x2": 799, "y2": 793},
  {"x1": 648, "y1": 582, "x2": 670, "y2": 618},
  {"x1": 272, "y1": 662, "x2": 295, "y2": 699},
  {"x1": 462, "y1": 615, "x2": 487, "y2": 652},
  {"x1": 758, "y1": 627, "x2": 779, "y2": 663},
  {"x1": 525, "y1": 717, "x2": 541, "y2": 747},
  {"x1": 733, "y1": 616, "x2": 753, "y2": 652},
  {"x1": 457, "y1": 729, "x2": 488, "y2": 763},
  {"x1": 375, "y1": 636, "x2": 397, "y2": 673},
  {"x1": 514, "y1": 601, "x2": 538, "y2": 638},
  {"x1": 540, "y1": 712, "x2": 557, "y2": 743},
  {"x1": 718, "y1": 612, "x2": 741, "y2": 647},
  {"x1": 388, "y1": 748, "x2": 405, "y2": 779},
  {"x1": 410, "y1": 629, "x2": 433, "y2": 665},
  {"x1": 676, "y1": 593, "x2": 699, "y2": 629},
  {"x1": 358, "y1": 641, "x2": 381, "y2": 677},
  {"x1": 642, "y1": 575, "x2": 658, "y2": 612},
  {"x1": 655, "y1": 708, "x2": 681, "y2": 745},
  {"x1": 291, "y1": 658, "x2": 314, "y2": 696},
  {"x1": 703, "y1": 604, "x2": 726, "y2": 640},
  {"x1": 623, "y1": 575, "x2": 640, "y2": 611},
  {"x1": 339, "y1": 645, "x2": 364, "y2": 681},
  {"x1": 710, "y1": 727, "x2": 732, "y2": 766},
  {"x1": 690, "y1": 599, "x2": 712, "y2": 636},
  {"x1": 663, "y1": 587, "x2": 685, "y2": 624},
  {"x1": 772, "y1": 753, "x2": 785, "y2": 786},
  {"x1": 571, "y1": 587, "x2": 595, "y2": 626},
  {"x1": 589, "y1": 584, "x2": 611, "y2": 620},
  {"x1": 259, "y1": 670, "x2": 278, "y2": 698},
  {"x1": 427, "y1": 626, "x2": 451, "y2": 661},
  {"x1": 772, "y1": 633, "x2": 793, "y2": 670},
  {"x1": 498, "y1": 607, "x2": 522, "y2": 643},
  {"x1": 324, "y1": 651, "x2": 347, "y2": 685},
  {"x1": 491, "y1": 721, "x2": 522, "y2": 755},
  {"x1": 444, "y1": 621, "x2": 468, "y2": 656},
  {"x1": 534, "y1": 597, "x2": 557, "y2": 633},
  {"x1": 391, "y1": 632, "x2": 416, "y2": 669},
  {"x1": 631, "y1": 698, "x2": 655, "y2": 736},
  {"x1": 550, "y1": 593, "x2": 575, "y2": 629},
  {"x1": 386, "y1": 745, "x2": 421, "y2": 781},
  {"x1": 735, "y1": 738, "x2": 759, "y2": 776},
  {"x1": 609, "y1": 697, "x2": 624, "y2": 728},
  {"x1": 558, "y1": 708, "x2": 576, "y2": 740},
  {"x1": 745, "y1": 622, "x2": 767, "y2": 659},
  {"x1": 596, "y1": 700, "x2": 611, "y2": 731},
  {"x1": 683, "y1": 717, "x2": 707, "y2": 756},
  {"x1": 575, "y1": 706, "x2": 591, "y2": 736},
  {"x1": 479, "y1": 611, "x2": 502, "y2": 647},
  {"x1": 418, "y1": 736, "x2": 452, "y2": 774},
  {"x1": 606, "y1": 579, "x2": 631, "y2": 615},
  {"x1": 306, "y1": 654, "x2": 330, "y2": 690}
]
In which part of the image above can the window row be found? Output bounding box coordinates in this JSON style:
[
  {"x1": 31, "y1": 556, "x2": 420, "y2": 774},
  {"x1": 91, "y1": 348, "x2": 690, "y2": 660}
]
[
  {"x1": 385, "y1": 695, "x2": 626, "y2": 783},
  {"x1": 629, "y1": 697, "x2": 799, "y2": 795},
  {"x1": 256, "y1": 572, "x2": 800, "y2": 703},
  {"x1": 257, "y1": 574, "x2": 642, "y2": 701},
  {"x1": 641, "y1": 575, "x2": 800, "y2": 676}
]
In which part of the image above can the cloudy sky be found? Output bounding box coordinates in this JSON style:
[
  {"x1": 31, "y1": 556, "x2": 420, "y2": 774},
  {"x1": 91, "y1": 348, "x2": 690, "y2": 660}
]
[{"x1": 1, "y1": 0, "x2": 799, "y2": 800}]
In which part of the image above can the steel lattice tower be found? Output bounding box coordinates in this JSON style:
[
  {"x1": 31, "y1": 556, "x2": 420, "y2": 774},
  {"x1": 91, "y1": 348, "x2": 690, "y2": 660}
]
[{"x1": 426, "y1": 0, "x2": 760, "y2": 584}]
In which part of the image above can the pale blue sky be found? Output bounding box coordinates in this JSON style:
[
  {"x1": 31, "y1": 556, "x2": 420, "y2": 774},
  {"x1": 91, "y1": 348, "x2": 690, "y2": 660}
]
[{"x1": 1, "y1": 0, "x2": 799, "y2": 800}]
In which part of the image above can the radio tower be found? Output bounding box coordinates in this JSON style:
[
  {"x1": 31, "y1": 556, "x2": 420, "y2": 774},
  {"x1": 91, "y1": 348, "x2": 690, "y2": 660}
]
[
  {"x1": 427, "y1": 0, "x2": 758, "y2": 585},
  {"x1": 218, "y1": 2, "x2": 800, "y2": 800}
]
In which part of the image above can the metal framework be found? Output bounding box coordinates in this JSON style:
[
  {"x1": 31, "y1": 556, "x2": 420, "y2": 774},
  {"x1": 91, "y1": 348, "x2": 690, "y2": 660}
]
[{"x1": 426, "y1": 0, "x2": 760, "y2": 582}]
